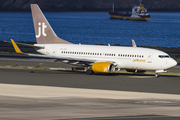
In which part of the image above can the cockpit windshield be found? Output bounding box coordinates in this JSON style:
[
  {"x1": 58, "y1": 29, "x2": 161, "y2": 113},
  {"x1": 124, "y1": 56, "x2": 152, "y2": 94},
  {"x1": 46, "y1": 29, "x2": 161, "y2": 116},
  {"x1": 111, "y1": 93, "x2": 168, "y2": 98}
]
[{"x1": 159, "y1": 55, "x2": 170, "y2": 58}]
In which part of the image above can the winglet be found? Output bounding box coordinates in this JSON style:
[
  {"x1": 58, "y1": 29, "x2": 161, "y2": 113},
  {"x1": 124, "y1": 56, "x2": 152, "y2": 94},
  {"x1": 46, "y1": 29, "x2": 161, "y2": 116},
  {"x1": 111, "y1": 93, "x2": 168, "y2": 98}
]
[
  {"x1": 11, "y1": 39, "x2": 23, "y2": 54},
  {"x1": 132, "y1": 39, "x2": 137, "y2": 47}
]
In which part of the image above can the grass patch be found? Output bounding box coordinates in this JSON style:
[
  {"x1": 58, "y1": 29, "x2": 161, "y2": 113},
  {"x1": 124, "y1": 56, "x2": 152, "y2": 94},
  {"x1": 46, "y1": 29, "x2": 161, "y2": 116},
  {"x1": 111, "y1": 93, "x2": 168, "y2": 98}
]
[
  {"x1": 0, "y1": 64, "x2": 49, "y2": 70},
  {"x1": 12, "y1": 63, "x2": 20, "y2": 67},
  {"x1": 33, "y1": 64, "x2": 49, "y2": 70}
]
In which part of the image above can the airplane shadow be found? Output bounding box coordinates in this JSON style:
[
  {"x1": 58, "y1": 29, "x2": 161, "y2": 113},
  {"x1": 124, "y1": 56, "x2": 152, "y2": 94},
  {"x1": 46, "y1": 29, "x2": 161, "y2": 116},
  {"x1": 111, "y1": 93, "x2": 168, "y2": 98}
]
[{"x1": 49, "y1": 70, "x2": 180, "y2": 78}]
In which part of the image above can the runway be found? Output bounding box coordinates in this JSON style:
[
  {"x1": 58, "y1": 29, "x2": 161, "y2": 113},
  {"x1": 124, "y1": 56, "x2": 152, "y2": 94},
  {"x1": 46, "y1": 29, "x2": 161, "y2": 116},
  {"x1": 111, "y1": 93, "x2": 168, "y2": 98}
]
[
  {"x1": 0, "y1": 53, "x2": 180, "y2": 119},
  {"x1": 0, "y1": 68, "x2": 180, "y2": 94}
]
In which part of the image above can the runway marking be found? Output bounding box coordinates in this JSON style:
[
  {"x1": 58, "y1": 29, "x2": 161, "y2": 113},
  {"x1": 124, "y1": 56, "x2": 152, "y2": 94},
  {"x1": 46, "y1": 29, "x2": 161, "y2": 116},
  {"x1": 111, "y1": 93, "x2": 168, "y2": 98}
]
[{"x1": 0, "y1": 83, "x2": 180, "y2": 100}]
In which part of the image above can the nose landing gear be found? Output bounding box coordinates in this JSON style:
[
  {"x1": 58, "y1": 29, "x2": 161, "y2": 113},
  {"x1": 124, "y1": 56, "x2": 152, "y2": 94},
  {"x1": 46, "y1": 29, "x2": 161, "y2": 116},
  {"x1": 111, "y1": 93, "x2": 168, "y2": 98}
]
[
  {"x1": 155, "y1": 73, "x2": 159, "y2": 78},
  {"x1": 155, "y1": 70, "x2": 167, "y2": 78}
]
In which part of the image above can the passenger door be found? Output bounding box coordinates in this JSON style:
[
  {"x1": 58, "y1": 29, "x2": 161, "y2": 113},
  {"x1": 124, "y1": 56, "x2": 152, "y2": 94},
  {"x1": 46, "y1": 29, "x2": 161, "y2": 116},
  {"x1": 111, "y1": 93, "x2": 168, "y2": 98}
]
[{"x1": 147, "y1": 53, "x2": 153, "y2": 63}]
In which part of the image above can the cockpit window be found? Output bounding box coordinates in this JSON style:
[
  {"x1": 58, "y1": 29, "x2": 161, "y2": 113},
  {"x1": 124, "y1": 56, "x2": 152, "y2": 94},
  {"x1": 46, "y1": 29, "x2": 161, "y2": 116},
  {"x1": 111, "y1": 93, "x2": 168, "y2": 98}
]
[{"x1": 159, "y1": 55, "x2": 170, "y2": 58}]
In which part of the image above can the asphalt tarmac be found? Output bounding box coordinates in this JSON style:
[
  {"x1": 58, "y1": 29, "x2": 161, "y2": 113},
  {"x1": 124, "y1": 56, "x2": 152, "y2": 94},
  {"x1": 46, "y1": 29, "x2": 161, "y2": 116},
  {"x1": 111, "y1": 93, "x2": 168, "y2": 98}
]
[
  {"x1": 0, "y1": 68, "x2": 180, "y2": 94},
  {"x1": 0, "y1": 53, "x2": 180, "y2": 120}
]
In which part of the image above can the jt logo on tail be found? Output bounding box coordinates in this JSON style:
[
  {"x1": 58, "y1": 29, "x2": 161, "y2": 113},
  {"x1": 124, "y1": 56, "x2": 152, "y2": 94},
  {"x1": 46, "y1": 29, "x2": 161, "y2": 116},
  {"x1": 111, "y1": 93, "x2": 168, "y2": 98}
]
[{"x1": 36, "y1": 22, "x2": 47, "y2": 38}]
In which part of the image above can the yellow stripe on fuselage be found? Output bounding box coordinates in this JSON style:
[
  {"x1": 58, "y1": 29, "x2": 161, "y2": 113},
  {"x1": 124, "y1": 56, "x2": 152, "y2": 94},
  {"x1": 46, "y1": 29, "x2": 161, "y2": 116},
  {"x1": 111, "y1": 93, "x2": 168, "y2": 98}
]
[{"x1": 11, "y1": 39, "x2": 23, "y2": 54}]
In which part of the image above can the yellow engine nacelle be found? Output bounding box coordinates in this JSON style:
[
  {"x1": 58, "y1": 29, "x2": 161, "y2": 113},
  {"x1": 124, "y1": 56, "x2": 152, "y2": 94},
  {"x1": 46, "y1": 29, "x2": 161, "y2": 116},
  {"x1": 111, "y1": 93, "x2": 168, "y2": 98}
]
[{"x1": 92, "y1": 62, "x2": 115, "y2": 73}]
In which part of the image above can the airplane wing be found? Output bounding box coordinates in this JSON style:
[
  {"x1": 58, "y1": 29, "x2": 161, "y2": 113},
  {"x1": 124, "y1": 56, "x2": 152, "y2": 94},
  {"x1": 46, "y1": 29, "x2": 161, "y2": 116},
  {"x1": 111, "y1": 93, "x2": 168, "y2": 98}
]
[
  {"x1": 4, "y1": 40, "x2": 44, "y2": 49},
  {"x1": 10, "y1": 39, "x2": 115, "y2": 66}
]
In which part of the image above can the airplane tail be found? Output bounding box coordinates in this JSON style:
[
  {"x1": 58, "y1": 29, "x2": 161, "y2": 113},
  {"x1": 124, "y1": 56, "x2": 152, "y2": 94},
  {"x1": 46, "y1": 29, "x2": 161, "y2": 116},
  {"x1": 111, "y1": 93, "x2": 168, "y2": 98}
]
[{"x1": 30, "y1": 4, "x2": 72, "y2": 44}]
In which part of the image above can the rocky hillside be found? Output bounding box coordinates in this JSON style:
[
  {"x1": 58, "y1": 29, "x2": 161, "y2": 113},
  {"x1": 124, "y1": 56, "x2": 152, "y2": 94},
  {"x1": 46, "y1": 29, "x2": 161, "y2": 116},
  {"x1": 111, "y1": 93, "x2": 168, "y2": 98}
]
[{"x1": 0, "y1": 0, "x2": 180, "y2": 11}]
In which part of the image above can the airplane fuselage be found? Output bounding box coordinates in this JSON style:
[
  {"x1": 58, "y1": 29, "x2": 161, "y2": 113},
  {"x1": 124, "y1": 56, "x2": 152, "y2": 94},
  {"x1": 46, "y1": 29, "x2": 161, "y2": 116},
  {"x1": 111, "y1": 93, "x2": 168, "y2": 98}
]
[{"x1": 35, "y1": 44, "x2": 177, "y2": 71}]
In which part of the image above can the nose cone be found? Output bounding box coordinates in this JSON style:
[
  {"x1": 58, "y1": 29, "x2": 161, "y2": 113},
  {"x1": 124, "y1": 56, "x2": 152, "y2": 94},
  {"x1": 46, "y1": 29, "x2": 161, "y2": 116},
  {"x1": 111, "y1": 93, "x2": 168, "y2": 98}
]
[{"x1": 170, "y1": 58, "x2": 177, "y2": 68}]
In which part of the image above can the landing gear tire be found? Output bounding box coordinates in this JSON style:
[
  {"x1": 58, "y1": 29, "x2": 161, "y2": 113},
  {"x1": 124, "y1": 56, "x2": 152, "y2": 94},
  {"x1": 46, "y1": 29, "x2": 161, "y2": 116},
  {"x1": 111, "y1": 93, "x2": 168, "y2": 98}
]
[
  {"x1": 86, "y1": 69, "x2": 93, "y2": 75},
  {"x1": 155, "y1": 73, "x2": 159, "y2": 78}
]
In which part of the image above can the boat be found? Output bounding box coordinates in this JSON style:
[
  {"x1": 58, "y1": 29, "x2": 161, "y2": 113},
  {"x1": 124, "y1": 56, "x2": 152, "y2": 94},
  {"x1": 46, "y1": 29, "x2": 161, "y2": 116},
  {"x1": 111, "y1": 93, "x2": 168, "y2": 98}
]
[{"x1": 109, "y1": 1, "x2": 150, "y2": 21}]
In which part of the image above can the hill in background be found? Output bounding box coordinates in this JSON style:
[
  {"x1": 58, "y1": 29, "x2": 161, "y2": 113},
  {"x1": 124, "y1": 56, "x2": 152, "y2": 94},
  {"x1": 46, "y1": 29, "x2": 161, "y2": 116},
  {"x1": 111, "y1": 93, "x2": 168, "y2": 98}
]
[{"x1": 0, "y1": 0, "x2": 180, "y2": 11}]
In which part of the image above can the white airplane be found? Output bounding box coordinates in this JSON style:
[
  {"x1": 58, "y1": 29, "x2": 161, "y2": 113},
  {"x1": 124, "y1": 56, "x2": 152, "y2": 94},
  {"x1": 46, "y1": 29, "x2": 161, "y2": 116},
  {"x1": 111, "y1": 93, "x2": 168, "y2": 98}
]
[{"x1": 10, "y1": 4, "x2": 177, "y2": 77}]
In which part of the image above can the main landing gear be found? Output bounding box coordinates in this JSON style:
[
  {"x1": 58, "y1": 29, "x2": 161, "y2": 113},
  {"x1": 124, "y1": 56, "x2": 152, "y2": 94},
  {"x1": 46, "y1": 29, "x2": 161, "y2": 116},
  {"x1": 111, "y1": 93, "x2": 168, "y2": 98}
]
[{"x1": 86, "y1": 69, "x2": 93, "y2": 75}]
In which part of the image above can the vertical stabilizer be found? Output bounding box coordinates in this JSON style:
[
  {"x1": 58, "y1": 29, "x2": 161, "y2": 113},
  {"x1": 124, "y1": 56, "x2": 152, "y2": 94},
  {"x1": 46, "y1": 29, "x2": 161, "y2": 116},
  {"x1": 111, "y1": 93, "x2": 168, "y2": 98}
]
[{"x1": 31, "y1": 4, "x2": 72, "y2": 44}]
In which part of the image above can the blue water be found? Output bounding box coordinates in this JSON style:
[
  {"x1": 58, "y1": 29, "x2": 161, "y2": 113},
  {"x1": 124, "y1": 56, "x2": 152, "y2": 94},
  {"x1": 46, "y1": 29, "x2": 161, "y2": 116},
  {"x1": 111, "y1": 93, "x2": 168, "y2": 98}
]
[{"x1": 0, "y1": 12, "x2": 180, "y2": 47}]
